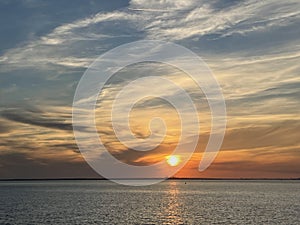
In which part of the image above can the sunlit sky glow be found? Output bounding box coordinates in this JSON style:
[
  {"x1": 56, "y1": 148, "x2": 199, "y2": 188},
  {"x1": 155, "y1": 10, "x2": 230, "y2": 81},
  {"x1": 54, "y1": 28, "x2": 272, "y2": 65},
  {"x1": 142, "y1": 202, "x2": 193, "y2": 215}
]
[{"x1": 0, "y1": 0, "x2": 300, "y2": 179}]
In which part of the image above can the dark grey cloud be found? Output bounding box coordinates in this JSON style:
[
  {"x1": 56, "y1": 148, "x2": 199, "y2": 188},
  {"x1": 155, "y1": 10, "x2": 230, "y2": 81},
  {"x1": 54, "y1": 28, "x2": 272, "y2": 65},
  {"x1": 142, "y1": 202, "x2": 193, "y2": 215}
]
[
  {"x1": 0, "y1": 152, "x2": 100, "y2": 179},
  {"x1": 0, "y1": 121, "x2": 11, "y2": 133},
  {"x1": 1, "y1": 109, "x2": 73, "y2": 131},
  {"x1": 50, "y1": 143, "x2": 80, "y2": 153}
]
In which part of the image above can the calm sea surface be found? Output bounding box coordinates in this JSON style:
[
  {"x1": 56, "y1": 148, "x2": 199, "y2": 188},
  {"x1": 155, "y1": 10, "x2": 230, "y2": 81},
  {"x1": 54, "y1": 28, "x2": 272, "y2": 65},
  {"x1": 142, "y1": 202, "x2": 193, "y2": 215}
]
[{"x1": 0, "y1": 180, "x2": 299, "y2": 224}]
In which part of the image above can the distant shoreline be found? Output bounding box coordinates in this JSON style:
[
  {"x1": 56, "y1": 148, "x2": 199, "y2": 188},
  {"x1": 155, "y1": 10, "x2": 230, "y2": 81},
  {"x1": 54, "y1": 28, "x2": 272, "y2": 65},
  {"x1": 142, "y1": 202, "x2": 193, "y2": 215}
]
[{"x1": 0, "y1": 178, "x2": 299, "y2": 181}]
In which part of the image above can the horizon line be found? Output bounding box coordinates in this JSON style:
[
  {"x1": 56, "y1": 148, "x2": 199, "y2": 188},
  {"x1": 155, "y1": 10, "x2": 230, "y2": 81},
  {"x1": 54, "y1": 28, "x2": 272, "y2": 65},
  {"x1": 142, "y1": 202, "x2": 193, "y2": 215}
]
[{"x1": 1, "y1": 177, "x2": 299, "y2": 181}]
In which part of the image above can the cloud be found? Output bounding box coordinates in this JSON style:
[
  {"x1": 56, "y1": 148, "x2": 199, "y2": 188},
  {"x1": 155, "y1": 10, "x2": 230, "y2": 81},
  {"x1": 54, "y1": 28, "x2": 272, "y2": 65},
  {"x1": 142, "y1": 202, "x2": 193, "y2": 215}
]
[
  {"x1": 1, "y1": 109, "x2": 73, "y2": 131},
  {"x1": 0, "y1": 120, "x2": 11, "y2": 133},
  {"x1": 1, "y1": 0, "x2": 299, "y2": 71},
  {"x1": 0, "y1": 151, "x2": 99, "y2": 179},
  {"x1": 0, "y1": 0, "x2": 300, "y2": 178},
  {"x1": 222, "y1": 121, "x2": 300, "y2": 151}
]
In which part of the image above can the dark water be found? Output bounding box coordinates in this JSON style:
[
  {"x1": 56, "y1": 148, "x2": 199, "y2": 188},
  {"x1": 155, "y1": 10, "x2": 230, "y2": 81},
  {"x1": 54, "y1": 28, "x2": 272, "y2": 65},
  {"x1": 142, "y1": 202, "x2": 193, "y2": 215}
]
[{"x1": 0, "y1": 180, "x2": 299, "y2": 224}]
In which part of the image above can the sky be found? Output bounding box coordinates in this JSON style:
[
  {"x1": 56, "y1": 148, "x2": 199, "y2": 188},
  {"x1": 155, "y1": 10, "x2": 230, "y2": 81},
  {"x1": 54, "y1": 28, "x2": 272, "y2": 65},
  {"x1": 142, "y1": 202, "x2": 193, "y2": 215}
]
[{"x1": 0, "y1": 0, "x2": 300, "y2": 179}]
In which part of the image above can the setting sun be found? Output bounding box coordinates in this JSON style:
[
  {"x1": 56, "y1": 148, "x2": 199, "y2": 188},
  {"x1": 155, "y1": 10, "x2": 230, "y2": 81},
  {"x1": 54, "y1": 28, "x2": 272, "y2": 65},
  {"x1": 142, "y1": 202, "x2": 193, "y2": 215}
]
[{"x1": 166, "y1": 155, "x2": 181, "y2": 166}]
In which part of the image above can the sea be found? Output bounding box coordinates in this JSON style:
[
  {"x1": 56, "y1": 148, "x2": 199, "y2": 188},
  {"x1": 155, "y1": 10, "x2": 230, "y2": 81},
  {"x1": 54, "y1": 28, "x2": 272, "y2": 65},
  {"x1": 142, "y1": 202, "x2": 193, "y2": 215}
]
[{"x1": 0, "y1": 180, "x2": 299, "y2": 224}]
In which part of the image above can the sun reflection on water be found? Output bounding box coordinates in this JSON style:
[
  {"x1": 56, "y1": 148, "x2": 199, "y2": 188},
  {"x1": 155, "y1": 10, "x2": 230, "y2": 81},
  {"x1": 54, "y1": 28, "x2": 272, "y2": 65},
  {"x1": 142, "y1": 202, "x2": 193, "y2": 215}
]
[{"x1": 160, "y1": 181, "x2": 184, "y2": 225}]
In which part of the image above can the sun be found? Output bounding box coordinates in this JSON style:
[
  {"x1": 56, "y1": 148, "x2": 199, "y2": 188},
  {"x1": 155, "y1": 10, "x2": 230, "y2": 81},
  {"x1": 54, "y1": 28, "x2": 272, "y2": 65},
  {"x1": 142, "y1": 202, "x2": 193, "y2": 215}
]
[{"x1": 166, "y1": 155, "x2": 181, "y2": 166}]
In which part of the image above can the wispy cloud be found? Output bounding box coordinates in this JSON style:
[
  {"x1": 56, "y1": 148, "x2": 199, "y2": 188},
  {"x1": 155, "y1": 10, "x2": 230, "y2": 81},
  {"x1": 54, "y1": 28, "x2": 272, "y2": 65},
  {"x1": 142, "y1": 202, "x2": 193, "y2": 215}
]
[{"x1": 1, "y1": 0, "x2": 299, "y2": 70}]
